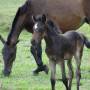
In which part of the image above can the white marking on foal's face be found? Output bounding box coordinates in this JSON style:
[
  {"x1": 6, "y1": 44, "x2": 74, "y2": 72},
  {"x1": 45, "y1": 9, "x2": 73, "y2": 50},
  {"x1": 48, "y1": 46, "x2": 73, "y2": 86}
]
[{"x1": 34, "y1": 23, "x2": 38, "y2": 30}]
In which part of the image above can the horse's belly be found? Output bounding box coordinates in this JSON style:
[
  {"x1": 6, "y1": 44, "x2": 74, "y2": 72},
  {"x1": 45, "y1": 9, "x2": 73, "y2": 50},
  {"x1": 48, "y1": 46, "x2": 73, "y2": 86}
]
[
  {"x1": 46, "y1": 0, "x2": 85, "y2": 32},
  {"x1": 32, "y1": 0, "x2": 85, "y2": 32},
  {"x1": 48, "y1": 15, "x2": 83, "y2": 32}
]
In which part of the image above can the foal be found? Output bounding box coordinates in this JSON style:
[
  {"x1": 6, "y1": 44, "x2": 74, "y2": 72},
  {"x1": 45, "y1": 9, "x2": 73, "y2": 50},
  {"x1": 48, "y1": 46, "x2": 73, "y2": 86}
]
[{"x1": 31, "y1": 15, "x2": 90, "y2": 90}]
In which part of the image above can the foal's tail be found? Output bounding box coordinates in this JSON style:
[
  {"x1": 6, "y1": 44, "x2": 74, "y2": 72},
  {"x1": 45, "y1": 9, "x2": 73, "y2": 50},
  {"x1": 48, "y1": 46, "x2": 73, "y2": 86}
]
[
  {"x1": 82, "y1": 34, "x2": 90, "y2": 48},
  {"x1": 0, "y1": 35, "x2": 5, "y2": 44}
]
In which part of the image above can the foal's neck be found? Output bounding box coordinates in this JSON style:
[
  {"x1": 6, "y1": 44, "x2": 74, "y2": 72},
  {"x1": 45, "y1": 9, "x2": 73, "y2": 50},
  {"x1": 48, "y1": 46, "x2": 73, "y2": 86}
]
[
  {"x1": 46, "y1": 20, "x2": 61, "y2": 36},
  {"x1": 44, "y1": 21, "x2": 61, "y2": 47},
  {"x1": 44, "y1": 35, "x2": 53, "y2": 47}
]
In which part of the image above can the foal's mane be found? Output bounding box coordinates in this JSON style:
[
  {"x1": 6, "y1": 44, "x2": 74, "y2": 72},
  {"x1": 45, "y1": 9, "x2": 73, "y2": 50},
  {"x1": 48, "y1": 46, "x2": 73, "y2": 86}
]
[{"x1": 46, "y1": 20, "x2": 62, "y2": 36}]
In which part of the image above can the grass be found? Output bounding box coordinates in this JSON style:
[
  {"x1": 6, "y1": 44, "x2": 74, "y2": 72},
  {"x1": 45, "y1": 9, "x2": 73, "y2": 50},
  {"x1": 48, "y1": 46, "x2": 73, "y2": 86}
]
[{"x1": 0, "y1": 0, "x2": 90, "y2": 90}]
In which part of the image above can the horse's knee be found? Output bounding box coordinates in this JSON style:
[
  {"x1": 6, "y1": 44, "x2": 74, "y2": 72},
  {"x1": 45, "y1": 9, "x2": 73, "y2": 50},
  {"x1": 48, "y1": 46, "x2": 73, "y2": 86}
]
[{"x1": 30, "y1": 43, "x2": 43, "y2": 64}]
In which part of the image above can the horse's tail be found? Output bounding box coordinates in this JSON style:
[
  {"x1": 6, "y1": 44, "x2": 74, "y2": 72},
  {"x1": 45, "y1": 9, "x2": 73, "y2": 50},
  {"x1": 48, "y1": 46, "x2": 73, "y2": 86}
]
[
  {"x1": 0, "y1": 35, "x2": 5, "y2": 44},
  {"x1": 82, "y1": 34, "x2": 90, "y2": 48}
]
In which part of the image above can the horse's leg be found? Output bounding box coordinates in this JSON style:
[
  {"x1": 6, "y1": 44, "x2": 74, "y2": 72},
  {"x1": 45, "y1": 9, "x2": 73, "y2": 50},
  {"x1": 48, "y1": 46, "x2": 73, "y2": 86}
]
[
  {"x1": 59, "y1": 60, "x2": 68, "y2": 90},
  {"x1": 67, "y1": 60, "x2": 73, "y2": 90},
  {"x1": 49, "y1": 60, "x2": 56, "y2": 90},
  {"x1": 31, "y1": 43, "x2": 48, "y2": 75},
  {"x1": 74, "y1": 48, "x2": 83, "y2": 90},
  {"x1": 24, "y1": 1, "x2": 49, "y2": 75},
  {"x1": 2, "y1": 6, "x2": 27, "y2": 76}
]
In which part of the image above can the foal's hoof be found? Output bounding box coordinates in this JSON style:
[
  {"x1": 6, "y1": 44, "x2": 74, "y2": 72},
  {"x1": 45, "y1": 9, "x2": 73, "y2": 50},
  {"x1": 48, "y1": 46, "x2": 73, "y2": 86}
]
[{"x1": 33, "y1": 65, "x2": 49, "y2": 75}]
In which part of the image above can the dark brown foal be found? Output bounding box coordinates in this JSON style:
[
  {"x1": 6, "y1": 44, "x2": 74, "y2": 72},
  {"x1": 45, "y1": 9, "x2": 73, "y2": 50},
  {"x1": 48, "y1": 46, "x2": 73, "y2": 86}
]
[{"x1": 31, "y1": 15, "x2": 90, "y2": 90}]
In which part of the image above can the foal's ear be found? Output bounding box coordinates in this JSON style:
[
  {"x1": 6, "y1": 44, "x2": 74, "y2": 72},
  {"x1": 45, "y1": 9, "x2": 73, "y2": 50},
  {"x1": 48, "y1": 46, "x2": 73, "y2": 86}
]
[
  {"x1": 32, "y1": 15, "x2": 37, "y2": 22},
  {"x1": 42, "y1": 14, "x2": 46, "y2": 23}
]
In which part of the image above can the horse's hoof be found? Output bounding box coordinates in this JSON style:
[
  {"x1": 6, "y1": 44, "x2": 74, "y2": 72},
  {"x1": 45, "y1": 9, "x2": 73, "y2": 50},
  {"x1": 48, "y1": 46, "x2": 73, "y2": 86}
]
[{"x1": 33, "y1": 65, "x2": 49, "y2": 75}]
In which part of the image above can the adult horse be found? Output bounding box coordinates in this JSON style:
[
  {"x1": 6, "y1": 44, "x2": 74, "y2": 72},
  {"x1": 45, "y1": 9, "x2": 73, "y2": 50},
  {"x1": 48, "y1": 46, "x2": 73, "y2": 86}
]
[{"x1": 2, "y1": 0, "x2": 90, "y2": 76}]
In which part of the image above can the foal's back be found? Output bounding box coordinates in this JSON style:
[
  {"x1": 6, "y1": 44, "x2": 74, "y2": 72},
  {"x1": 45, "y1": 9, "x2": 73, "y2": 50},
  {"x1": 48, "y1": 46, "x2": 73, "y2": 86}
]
[{"x1": 49, "y1": 31, "x2": 84, "y2": 60}]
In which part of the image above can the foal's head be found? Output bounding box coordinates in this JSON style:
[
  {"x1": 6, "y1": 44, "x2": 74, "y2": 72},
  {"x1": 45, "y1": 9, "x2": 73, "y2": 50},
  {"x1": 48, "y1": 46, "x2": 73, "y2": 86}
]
[
  {"x1": 32, "y1": 14, "x2": 61, "y2": 44},
  {"x1": 32, "y1": 14, "x2": 47, "y2": 44}
]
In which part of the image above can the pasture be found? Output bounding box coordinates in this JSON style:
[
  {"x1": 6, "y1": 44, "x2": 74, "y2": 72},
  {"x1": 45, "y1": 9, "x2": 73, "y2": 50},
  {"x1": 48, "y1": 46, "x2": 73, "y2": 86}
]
[{"x1": 0, "y1": 0, "x2": 90, "y2": 90}]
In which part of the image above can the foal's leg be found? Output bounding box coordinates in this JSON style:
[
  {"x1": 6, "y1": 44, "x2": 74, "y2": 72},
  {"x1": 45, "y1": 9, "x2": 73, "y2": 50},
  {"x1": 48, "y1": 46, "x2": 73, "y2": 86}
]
[
  {"x1": 49, "y1": 60, "x2": 56, "y2": 90},
  {"x1": 59, "y1": 61, "x2": 68, "y2": 90},
  {"x1": 67, "y1": 60, "x2": 73, "y2": 90},
  {"x1": 74, "y1": 49, "x2": 83, "y2": 90}
]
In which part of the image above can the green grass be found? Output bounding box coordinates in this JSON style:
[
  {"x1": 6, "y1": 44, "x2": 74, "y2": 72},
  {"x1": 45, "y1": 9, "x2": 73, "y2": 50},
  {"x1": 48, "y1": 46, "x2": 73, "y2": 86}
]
[{"x1": 0, "y1": 0, "x2": 90, "y2": 90}]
